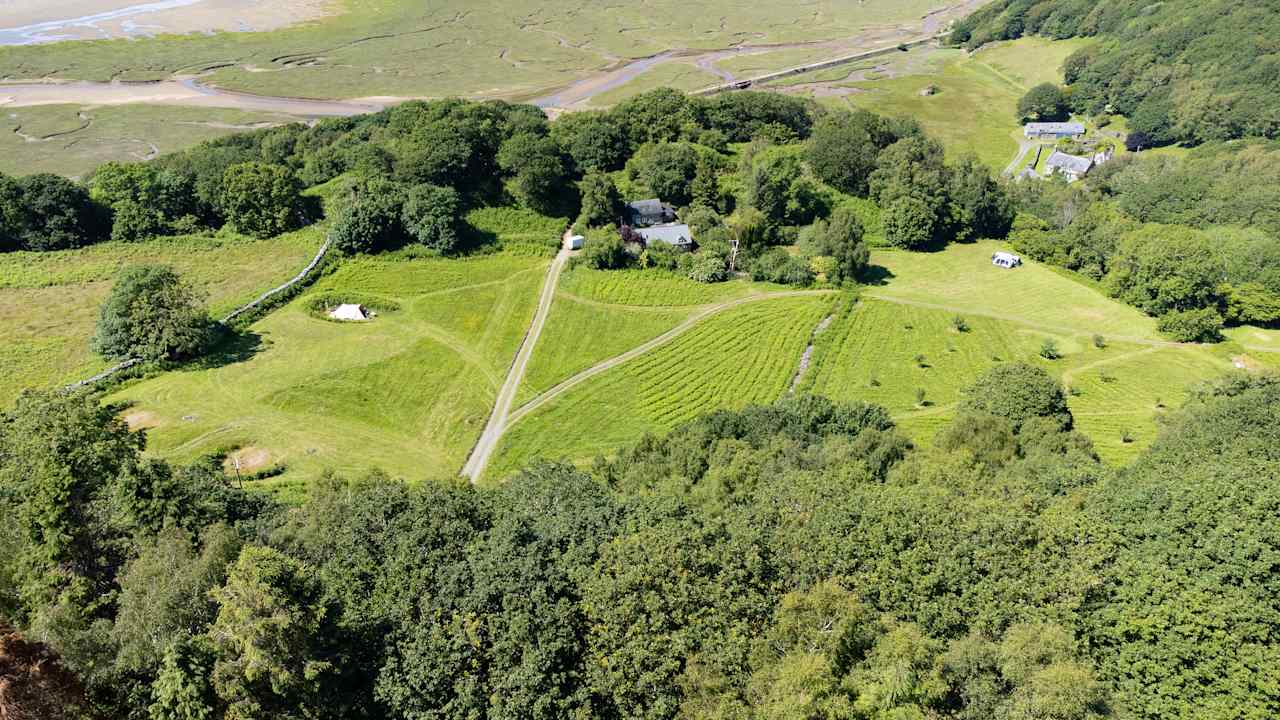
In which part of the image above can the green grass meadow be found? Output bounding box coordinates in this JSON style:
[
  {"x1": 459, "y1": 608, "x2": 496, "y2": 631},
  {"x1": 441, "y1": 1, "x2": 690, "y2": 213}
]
[
  {"x1": 0, "y1": 227, "x2": 325, "y2": 406},
  {"x1": 108, "y1": 252, "x2": 550, "y2": 501},
  {"x1": 517, "y1": 292, "x2": 690, "y2": 404},
  {"x1": 803, "y1": 242, "x2": 1250, "y2": 463},
  {"x1": 489, "y1": 292, "x2": 835, "y2": 479}
]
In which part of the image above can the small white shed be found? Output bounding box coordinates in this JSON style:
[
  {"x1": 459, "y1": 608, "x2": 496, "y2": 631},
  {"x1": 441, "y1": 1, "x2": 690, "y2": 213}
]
[
  {"x1": 566, "y1": 234, "x2": 585, "y2": 250},
  {"x1": 329, "y1": 303, "x2": 369, "y2": 321},
  {"x1": 992, "y1": 251, "x2": 1022, "y2": 269}
]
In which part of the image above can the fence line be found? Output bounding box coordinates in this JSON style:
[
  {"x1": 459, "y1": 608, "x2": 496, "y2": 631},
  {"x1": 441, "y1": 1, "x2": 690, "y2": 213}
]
[
  {"x1": 63, "y1": 234, "x2": 333, "y2": 392},
  {"x1": 64, "y1": 358, "x2": 144, "y2": 391},
  {"x1": 221, "y1": 235, "x2": 332, "y2": 324}
]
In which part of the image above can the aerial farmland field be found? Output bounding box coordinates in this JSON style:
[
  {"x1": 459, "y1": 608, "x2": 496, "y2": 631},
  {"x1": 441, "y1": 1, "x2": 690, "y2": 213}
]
[
  {"x1": 803, "y1": 242, "x2": 1258, "y2": 463},
  {"x1": 107, "y1": 251, "x2": 550, "y2": 501},
  {"x1": 490, "y1": 292, "x2": 835, "y2": 479},
  {"x1": 0, "y1": 226, "x2": 325, "y2": 405}
]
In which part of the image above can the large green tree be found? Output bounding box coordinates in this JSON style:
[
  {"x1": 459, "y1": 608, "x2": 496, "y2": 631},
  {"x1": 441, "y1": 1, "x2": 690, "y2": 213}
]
[
  {"x1": 948, "y1": 155, "x2": 1014, "y2": 241},
  {"x1": 1017, "y1": 83, "x2": 1069, "y2": 122},
  {"x1": 825, "y1": 206, "x2": 870, "y2": 283},
  {"x1": 91, "y1": 265, "x2": 210, "y2": 361},
  {"x1": 378, "y1": 464, "x2": 618, "y2": 720},
  {"x1": 218, "y1": 162, "x2": 305, "y2": 238},
  {"x1": 209, "y1": 545, "x2": 339, "y2": 720},
  {"x1": 0, "y1": 390, "x2": 142, "y2": 626},
  {"x1": 805, "y1": 109, "x2": 898, "y2": 195},
  {"x1": 400, "y1": 183, "x2": 461, "y2": 252},
  {"x1": 330, "y1": 178, "x2": 407, "y2": 255},
  {"x1": 959, "y1": 362, "x2": 1073, "y2": 432},
  {"x1": 0, "y1": 173, "x2": 108, "y2": 251},
  {"x1": 627, "y1": 141, "x2": 700, "y2": 206},
  {"x1": 497, "y1": 132, "x2": 569, "y2": 216},
  {"x1": 882, "y1": 195, "x2": 937, "y2": 250},
  {"x1": 1103, "y1": 224, "x2": 1224, "y2": 315},
  {"x1": 577, "y1": 170, "x2": 623, "y2": 228},
  {"x1": 91, "y1": 162, "x2": 198, "y2": 241},
  {"x1": 551, "y1": 112, "x2": 629, "y2": 173}
]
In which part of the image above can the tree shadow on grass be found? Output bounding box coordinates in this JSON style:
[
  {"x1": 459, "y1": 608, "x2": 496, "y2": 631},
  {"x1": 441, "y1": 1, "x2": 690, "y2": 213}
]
[
  {"x1": 185, "y1": 330, "x2": 264, "y2": 372},
  {"x1": 453, "y1": 223, "x2": 500, "y2": 256},
  {"x1": 860, "y1": 265, "x2": 896, "y2": 286}
]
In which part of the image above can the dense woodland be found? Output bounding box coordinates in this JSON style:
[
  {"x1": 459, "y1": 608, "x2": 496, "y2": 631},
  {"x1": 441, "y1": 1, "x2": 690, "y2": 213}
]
[
  {"x1": 2, "y1": 365, "x2": 1277, "y2": 719},
  {"x1": 0, "y1": 89, "x2": 1010, "y2": 265},
  {"x1": 952, "y1": 0, "x2": 1280, "y2": 145},
  {"x1": 3, "y1": 8, "x2": 1280, "y2": 713}
]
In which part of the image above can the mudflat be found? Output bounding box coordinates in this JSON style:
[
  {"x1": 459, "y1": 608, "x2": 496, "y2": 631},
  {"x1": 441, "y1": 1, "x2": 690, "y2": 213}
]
[{"x1": 0, "y1": 0, "x2": 334, "y2": 45}]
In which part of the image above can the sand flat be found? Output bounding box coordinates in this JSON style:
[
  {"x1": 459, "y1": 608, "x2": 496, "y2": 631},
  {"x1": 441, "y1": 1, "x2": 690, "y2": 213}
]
[
  {"x1": 0, "y1": 78, "x2": 383, "y2": 115},
  {"x1": 0, "y1": 0, "x2": 334, "y2": 45}
]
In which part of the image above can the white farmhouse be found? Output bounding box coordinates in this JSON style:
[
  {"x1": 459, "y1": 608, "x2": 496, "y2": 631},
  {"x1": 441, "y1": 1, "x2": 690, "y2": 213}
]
[{"x1": 1044, "y1": 150, "x2": 1093, "y2": 182}]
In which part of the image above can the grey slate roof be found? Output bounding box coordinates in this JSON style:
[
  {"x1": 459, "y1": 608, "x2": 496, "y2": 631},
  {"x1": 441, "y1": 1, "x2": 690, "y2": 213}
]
[
  {"x1": 625, "y1": 198, "x2": 676, "y2": 227},
  {"x1": 636, "y1": 223, "x2": 695, "y2": 247},
  {"x1": 1045, "y1": 150, "x2": 1093, "y2": 175},
  {"x1": 1024, "y1": 122, "x2": 1085, "y2": 135}
]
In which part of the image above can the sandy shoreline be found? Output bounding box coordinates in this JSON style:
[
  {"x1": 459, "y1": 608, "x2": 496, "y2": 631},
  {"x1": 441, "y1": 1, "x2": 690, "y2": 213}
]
[
  {"x1": 0, "y1": 78, "x2": 386, "y2": 116},
  {"x1": 0, "y1": 0, "x2": 333, "y2": 45}
]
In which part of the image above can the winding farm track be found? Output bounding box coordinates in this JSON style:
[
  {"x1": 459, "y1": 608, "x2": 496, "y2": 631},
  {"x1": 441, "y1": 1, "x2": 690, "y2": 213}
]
[
  {"x1": 1002, "y1": 139, "x2": 1034, "y2": 176},
  {"x1": 459, "y1": 245, "x2": 571, "y2": 481}
]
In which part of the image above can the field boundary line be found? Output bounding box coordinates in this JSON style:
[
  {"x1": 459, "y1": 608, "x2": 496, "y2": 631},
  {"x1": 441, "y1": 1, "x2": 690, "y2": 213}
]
[
  {"x1": 507, "y1": 289, "x2": 835, "y2": 429},
  {"x1": 221, "y1": 235, "x2": 332, "y2": 324},
  {"x1": 460, "y1": 246, "x2": 571, "y2": 481},
  {"x1": 62, "y1": 233, "x2": 332, "y2": 393}
]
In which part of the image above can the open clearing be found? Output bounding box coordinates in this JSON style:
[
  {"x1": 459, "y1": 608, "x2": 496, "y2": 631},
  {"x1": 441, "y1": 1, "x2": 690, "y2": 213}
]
[
  {"x1": 0, "y1": 227, "x2": 324, "y2": 406},
  {"x1": 804, "y1": 242, "x2": 1267, "y2": 464},
  {"x1": 108, "y1": 252, "x2": 550, "y2": 502},
  {"x1": 769, "y1": 37, "x2": 1094, "y2": 170}
]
